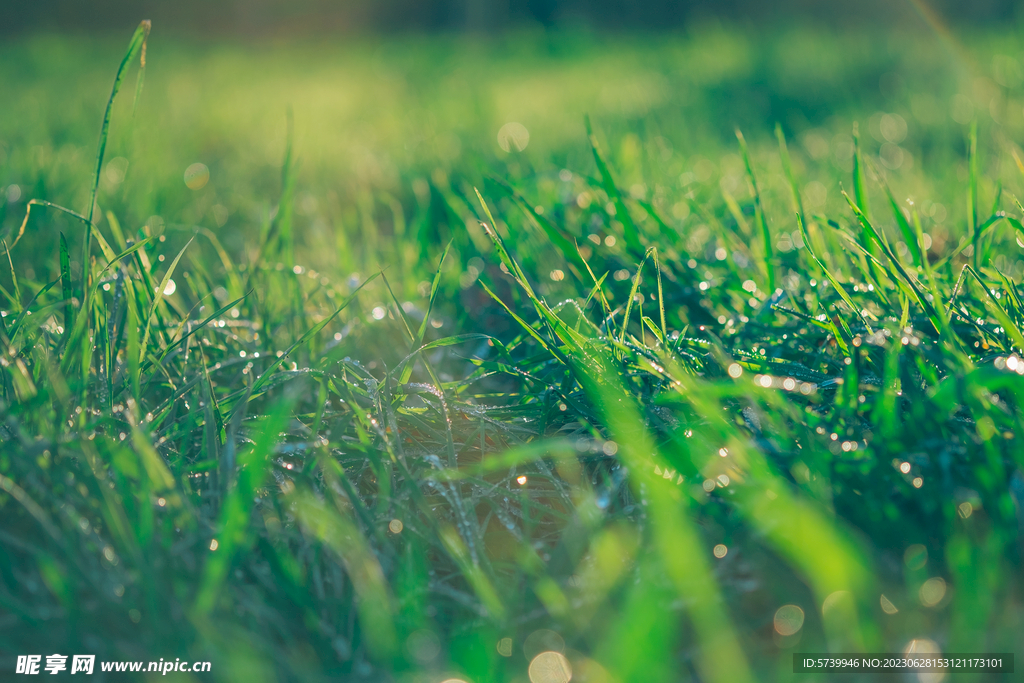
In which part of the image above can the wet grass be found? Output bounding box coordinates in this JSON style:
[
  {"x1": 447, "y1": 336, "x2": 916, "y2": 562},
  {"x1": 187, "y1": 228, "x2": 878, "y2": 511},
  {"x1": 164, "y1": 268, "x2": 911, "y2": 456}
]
[{"x1": 1, "y1": 20, "x2": 1024, "y2": 683}]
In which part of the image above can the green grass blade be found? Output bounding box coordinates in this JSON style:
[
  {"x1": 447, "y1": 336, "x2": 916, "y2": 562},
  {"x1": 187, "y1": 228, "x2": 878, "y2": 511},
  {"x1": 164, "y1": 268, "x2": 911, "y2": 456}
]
[
  {"x1": 86, "y1": 20, "x2": 150, "y2": 285},
  {"x1": 474, "y1": 188, "x2": 535, "y2": 295},
  {"x1": 491, "y1": 175, "x2": 589, "y2": 277},
  {"x1": 12, "y1": 199, "x2": 91, "y2": 250},
  {"x1": 293, "y1": 494, "x2": 399, "y2": 657},
  {"x1": 797, "y1": 214, "x2": 858, "y2": 313},
  {"x1": 2, "y1": 240, "x2": 21, "y2": 311},
  {"x1": 59, "y1": 233, "x2": 72, "y2": 334},
  {"x1": 852, "y1": 121, "x2": 871, "y2": 222},
  {"x1": 194, "y1": 394, "x2": 295, "y2": 615},
  {"x1": 842, "y1": 191, "x2": 943, "y2": 333},
  {"x1": 577, "y1": 350, "x2": 755, "y2": 683},
  {"x1": 776, "y1": 124, "x2": 805, "y2": 218},
  {"x1": 653, "y1": 247, "x2": 666, "y2": 341},
  {"x1": 882, "y1": 183, "x2": 921, "y2": 267},
  {"x1": 620, "y1": 252, "x2": 650, "y2": 343},
  {"x1": 964, "y1": 265, "x2": 1024, "y2": 350},
  {"x1": 396, "y1": 240, "x2": 452, "y2": 386},
  {"x1": 585, "y1": 115, "x2": 641, "y2": 254},
  {"x1": 138, "y1": 236, "x2": 193, "y2": 367},
  {"x1": 736, "y1": 129, "x2": 774, "y2": 292},
  {"x1": 968, "y1": 120, "x2": 979, "y2": 269}
]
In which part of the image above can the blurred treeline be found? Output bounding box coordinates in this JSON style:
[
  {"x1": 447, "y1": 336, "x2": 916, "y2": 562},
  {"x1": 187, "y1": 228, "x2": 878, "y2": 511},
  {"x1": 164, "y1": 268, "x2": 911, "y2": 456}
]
[{"x1": 2, "y1": 0, "x2": 1020, "y2": 36}]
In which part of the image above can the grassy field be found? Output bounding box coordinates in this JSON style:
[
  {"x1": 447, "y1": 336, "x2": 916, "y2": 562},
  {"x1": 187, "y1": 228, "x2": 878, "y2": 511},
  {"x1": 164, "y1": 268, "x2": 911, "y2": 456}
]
[{"x1": 2, "y1": 21, "x2": 1024, "y2": 682}]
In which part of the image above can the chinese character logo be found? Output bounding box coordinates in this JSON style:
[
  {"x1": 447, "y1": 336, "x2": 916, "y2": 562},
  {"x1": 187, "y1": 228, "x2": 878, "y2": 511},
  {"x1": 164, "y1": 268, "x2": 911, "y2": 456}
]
[
  {"x1": 71, "y1": 655, "x2": 95, "y2": 674},
  {"x1": 16, "y1": 654, "x2": 96, "y2": 675},
  {"x1": 44, "y1": 655, "x2": 67, "y2": 675},
  {"x1": 16, "y1": 655, "x2": 41, "y2": 674}
]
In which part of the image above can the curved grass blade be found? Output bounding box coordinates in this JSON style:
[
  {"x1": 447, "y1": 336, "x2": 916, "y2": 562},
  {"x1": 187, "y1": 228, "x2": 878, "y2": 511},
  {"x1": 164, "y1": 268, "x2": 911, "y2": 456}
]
[
  {"x1": 12, "y1": 199, "x2": 91, "y2": 250},
  {"x1": 6, "y1": 277, "x2": 61, "y2": 341},
  {"x1": 393, "y1": 333, "x2": 498, "y2": 380}
]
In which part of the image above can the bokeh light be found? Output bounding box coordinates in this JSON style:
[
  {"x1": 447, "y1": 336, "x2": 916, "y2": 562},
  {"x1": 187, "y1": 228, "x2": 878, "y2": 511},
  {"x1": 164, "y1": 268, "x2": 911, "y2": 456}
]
[
  {"x1": 919, "y1": 577, "x2": 947, "y2": 607},
  {"x1": 773, "y1": 604, "x2": 805, "y2": 636},
  {"x1": 528, "y1": 651, "x2": 571, "y2": 683},
  {"x1": 184, "y1": 162, "x2": 210, "y2": 190},
  {"x1": 821, "y1": 590, "x2": 854, "y2": 618},
  {"x1": 497, "y1": 122, "x2": 530, "y2": 152}
]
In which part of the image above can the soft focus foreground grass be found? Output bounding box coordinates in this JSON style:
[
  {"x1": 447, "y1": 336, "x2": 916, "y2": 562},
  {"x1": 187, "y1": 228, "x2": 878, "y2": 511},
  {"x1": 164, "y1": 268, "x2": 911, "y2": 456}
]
[{"x1": 1, "y1": 23, "x2": 1024, "y2": 683}]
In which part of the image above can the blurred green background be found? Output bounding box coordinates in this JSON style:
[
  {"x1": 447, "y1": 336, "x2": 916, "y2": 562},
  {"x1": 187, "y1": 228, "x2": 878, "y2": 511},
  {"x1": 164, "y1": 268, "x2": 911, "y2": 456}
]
[
  {"x1": 1, "y1": 0, "x2": 1019, "y2": 34},
  {"x1": 5, "y1": 21, "x2": 1024, "y2": 283}
]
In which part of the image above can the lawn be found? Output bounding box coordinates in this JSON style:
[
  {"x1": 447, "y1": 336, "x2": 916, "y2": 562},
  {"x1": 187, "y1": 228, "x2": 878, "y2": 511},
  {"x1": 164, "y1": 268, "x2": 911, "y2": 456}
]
[{"x1": 1, "y1": 20, "x2": 1023, "y2": 682}]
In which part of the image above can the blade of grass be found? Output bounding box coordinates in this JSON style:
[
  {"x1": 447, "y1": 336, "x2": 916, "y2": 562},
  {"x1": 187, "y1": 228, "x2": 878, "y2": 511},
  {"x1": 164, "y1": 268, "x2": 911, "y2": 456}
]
[
  {"x1": 842, "y1": 191, "x2": 944, "y2": 334},
  {"x1": 2, "y1": 240, "x2": 21, "y2": 312},
  {"x1": 796, "y1": 214, "x2": 856, "y2": 350},
  {"x1": 621, "y1": 251, "x2": 657, "y2": 344},
  {"x1": 881, "y1": 183, "x2": 921, "y2": 267},
  {"x1": 194, "y1": 394, "x2": 295, "y2": 615},
  {"x1": 585, "y1": 115, "x2": 641, "y2": 254},
  {"x1": 776, "y1": 124, "x2": 805, "y2": 218},
  {"x1": 138, "y1": 237, "x2": 193, "y2": 367},
  {"x1": 398, "y1": 240, "x2": 451, "y2": 386},
  {"x1": 86, "y1": 20, "x2": 151, "y2": 289},
  {"x1": 292, "y1": 493, "x2": 399, "y2": 658},
  {"x1": 968, "y1": 121, "x2": 979, "y2": 269},
  {"x1": 852, "y1": 122, "x2": 871, "y2": 223},
  {"x1": 12, "y1": 199, "x2": 91, "y2": 251},
  {"x1": 59, "y1": 233, "x2": 73, "y2": 334},
  {"x1": 490, "y1": 176, "x2": 588, "y2": 277},
  {"x1": 736, "y1": 129, "x2": 774, "y2": 293},
  {"x1": 963, "y1": 265, "x2": 1024, "y2": 350},
  {"x1": 475, "y1": 189, "x2": 534, "y2": 298}
]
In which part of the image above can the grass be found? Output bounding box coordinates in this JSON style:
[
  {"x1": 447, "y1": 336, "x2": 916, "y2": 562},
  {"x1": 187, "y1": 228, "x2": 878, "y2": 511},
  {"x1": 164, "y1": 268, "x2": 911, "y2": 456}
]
[{"x1": 1, "y1": 19, "x2": 1024, "y2": 683}]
